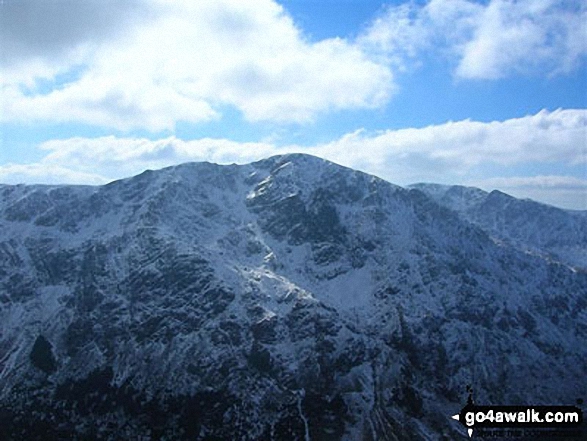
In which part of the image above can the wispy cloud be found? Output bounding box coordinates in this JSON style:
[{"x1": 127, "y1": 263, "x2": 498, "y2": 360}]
[{"x1": 360, "y1": 0, "x2": 587, "y2": 79}]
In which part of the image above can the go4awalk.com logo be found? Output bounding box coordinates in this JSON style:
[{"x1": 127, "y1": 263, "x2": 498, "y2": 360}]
[{"x1": 451, "y1": 388, "x2": 584, "y2": 438}]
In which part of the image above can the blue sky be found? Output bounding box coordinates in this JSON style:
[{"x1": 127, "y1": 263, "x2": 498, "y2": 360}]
[{"x1": 1, "y1": 0, "x2": 586, "y2": 209}]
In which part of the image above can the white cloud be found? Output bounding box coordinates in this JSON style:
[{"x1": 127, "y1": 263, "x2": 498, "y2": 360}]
[
  {"x1": 308, "y1": 108, "x2": 587, "y2": 183},
  {"x1": 0, "y1": 163, "x2": 109, "y2": 186},
  {"x1": 457, "y1": 0, "x2": 587, "y2": 79},
  {"x1": 359, "y1": 0, "x2": 481, "y2": 69},
  {"x1": 360, "y1": 0, "x2": 587, "y2": 79},
  {"x1": 1, "y1": 0, "x2": 393, "y2": 130},
  {"x1": 36, "y1": 136, "x2": 282, "y2": 179},
  {"x1": 3, "y1": 1, "x2": 584, "y2": 132},
  {"x1": 2, "y1": 108, "x2": 585, "y2": 208}
]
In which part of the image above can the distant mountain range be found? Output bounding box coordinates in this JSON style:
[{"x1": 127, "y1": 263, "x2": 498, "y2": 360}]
[
  {"x1": 1, "y1": 154, "x2": 585, "y2": 440},
  {"x1": 409, "y1": 183, "x2": 587, "y2": 270}
]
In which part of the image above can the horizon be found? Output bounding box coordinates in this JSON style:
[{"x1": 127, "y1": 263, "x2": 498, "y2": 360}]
[
  {"x1": 1, "y1": 0, "x2": 586, "y2": 209},
  {"x1": 1, "y1": 153, "x2": 581, "y2": 213}
]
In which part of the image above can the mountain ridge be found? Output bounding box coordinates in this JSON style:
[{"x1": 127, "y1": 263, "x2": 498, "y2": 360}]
[{"x1": 409, "y1": 182, "x2": 587, "y2": 269}]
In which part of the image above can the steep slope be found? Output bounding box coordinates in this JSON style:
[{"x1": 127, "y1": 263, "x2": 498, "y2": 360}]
[
  {"x1": 0, "y1": 155, "x2": 585, "y2": 440},
  {"x1": 410, "y1": 183, "x2": 587, "y2": 269}
]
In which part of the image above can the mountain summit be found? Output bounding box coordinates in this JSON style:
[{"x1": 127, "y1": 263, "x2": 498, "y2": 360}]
[{"x1": 1, "y1": 155, "x2": 585, "y2": 440}]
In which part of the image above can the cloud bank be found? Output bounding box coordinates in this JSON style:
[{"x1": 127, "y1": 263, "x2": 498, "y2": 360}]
[{"x1": 2, "y1": 109, "x2": 585, "y2": 209}]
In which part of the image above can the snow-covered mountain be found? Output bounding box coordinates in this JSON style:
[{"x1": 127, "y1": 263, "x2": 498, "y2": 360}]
[
  {"x1": 1, "y1": 154, "x2": 585, "y2": 440},
  {"x1": 409, "y1": 183, "x2": 587, "y2": 269}
]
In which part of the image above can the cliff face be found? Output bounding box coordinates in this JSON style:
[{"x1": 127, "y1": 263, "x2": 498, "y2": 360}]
[{"x1": 1, "y1": 154, "x2": 585, "y2": 440}]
